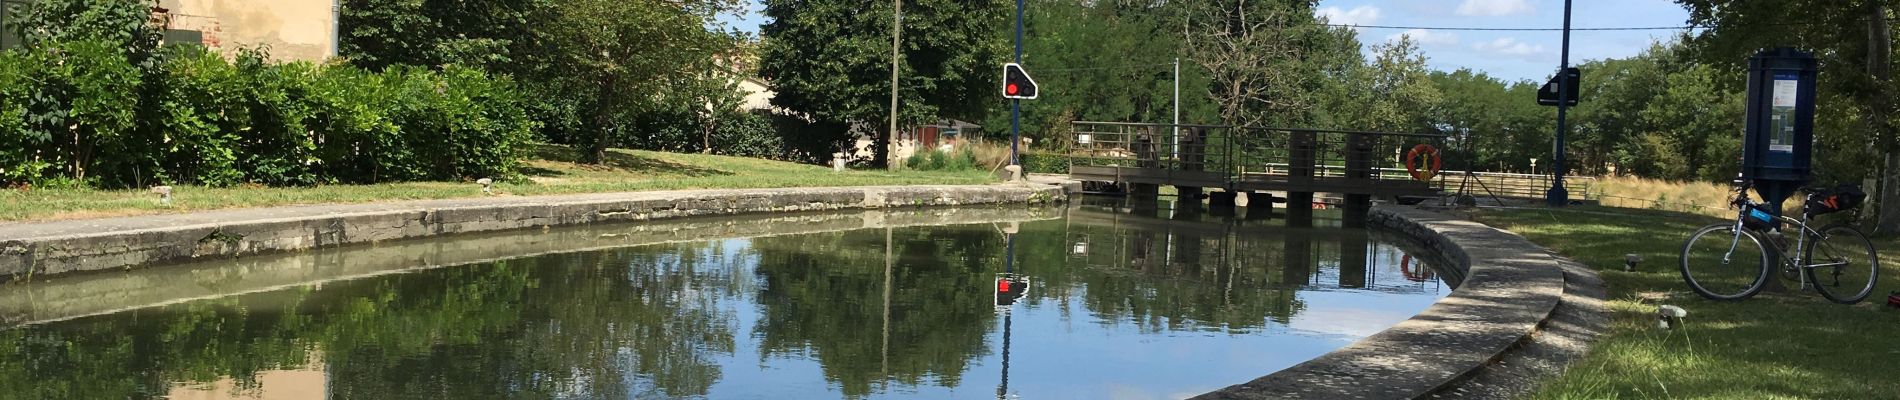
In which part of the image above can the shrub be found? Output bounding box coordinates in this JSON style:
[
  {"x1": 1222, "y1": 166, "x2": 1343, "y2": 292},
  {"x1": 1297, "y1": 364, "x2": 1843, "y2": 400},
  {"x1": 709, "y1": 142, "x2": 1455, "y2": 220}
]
[
  {"x1": 710, "y1": 111, "x2": 785, "y2": 159},
  {"x1": 0, "y1": 43, "x2": 534, "y2": 188},
  {"x1": 1020, "y1": 152, "x2": 1070, "y2": 174}
]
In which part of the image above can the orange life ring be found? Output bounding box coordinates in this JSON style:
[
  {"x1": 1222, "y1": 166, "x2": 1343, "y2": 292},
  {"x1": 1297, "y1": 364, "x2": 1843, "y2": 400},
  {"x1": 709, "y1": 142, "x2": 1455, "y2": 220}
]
[
  {"x1": 1400, "y1": 254, "x2": 1432, "y2": 282},
  {"x1": 1404, "y1": 144, "x2": 1443, "y2": 182}
]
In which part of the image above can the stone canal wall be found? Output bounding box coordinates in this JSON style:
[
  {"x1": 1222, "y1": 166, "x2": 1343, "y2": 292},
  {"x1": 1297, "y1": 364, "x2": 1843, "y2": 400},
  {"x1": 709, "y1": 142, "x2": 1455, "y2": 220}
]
[
  {"x1": 1196, "y1": 206, "x2": 1605, "y2": 400},
  {"x1": 0, "y1": 185, "x2": 1066, "y2": 282}
]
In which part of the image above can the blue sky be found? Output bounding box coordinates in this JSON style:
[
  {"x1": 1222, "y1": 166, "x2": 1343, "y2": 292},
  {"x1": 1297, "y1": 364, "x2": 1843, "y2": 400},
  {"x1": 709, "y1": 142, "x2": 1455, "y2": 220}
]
[{"x1": 715, "y1": 0, "x2": 1692, "y2": 83}]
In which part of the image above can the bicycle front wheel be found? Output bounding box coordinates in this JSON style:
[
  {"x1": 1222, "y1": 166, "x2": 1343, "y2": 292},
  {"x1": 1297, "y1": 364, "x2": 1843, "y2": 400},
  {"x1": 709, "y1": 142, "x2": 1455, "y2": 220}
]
[
  {"x1": 1680, "y1": 223, "x2": 1772, "y2": 300},
  {"x1": 1804, "y1": 224, "x2": 1880, "y2": 304}
]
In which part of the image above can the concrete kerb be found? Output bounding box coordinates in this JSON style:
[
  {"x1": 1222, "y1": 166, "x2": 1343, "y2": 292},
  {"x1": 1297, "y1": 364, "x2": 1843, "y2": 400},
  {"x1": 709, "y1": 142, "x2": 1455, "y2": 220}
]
[
  {"x1": 1195, "y1": 205, "x2": 1600, "y2": 400},
  {"x1": 0, "y1": 184, "x2": 1067, "y2": 282}
]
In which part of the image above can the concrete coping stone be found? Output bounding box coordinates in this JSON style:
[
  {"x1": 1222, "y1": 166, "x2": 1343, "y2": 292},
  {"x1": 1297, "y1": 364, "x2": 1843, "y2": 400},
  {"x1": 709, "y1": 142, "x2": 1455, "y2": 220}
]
[
  {"x1": 1194, "y1": 205, "x2": 1566, "y2": 400},
  {"x1": 0, "y1": 184, "x2": 1066, "y2": 282}
]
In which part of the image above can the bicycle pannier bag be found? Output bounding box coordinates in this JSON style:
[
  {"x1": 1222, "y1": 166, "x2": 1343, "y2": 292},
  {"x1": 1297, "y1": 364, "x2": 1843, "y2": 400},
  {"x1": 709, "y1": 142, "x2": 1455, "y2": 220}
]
[{"x1": 1806, "y1": 185, "x2": 1867, "y2": 215}]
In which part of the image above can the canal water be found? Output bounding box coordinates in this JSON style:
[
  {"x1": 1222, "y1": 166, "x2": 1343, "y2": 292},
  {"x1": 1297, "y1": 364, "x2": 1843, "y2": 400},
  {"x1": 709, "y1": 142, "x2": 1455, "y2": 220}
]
[{"x1": 0, "y1": 201, "x2": 1454, "y2": 399}]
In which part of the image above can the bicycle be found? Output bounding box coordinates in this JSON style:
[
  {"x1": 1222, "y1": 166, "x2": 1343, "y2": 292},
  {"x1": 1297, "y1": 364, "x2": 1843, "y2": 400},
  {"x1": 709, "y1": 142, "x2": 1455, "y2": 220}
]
[{"x1": 1678, "y1": 181, "x2": 1880, "y2": 304}]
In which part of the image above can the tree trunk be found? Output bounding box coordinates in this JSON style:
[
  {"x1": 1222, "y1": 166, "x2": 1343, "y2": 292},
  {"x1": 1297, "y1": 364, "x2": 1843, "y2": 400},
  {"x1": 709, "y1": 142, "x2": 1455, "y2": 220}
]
[
  {"x1": 586, "y1": 77, "x2": 616, "y2": 165},
  {"x1": 1868, "y1": 0, "x2": 1899, "y2": 234},
  {"x1": 872, "y1": 127, "x2": 891, "y2": 169}
]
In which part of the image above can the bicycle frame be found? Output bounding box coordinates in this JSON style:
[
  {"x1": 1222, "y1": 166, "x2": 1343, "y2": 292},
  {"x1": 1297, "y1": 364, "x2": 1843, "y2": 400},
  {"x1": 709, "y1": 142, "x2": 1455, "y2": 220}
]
[{"x1": 1721, "y1": 193, "x2": 1848, "y2": 290}]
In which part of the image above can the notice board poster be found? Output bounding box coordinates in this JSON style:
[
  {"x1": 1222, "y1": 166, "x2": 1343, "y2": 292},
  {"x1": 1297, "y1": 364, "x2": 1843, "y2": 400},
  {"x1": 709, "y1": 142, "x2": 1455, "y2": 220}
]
[{"x1": 1770, "y1": 73, "x2": 1799, "y2": 153}]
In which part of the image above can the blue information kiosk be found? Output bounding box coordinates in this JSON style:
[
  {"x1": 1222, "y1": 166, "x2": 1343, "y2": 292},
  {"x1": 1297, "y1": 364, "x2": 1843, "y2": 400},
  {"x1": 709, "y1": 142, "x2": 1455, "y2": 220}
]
[{"x1": 1741, "y1": 48, "x2": 1819, "y2": 217}]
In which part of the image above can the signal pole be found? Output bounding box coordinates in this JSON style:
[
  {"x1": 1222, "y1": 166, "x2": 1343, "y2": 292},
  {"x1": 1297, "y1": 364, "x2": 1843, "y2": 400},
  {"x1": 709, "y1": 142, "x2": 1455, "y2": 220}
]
[
  {"x1": 1010, "y1": 0, "x2": 1024, "y2": 166},
  {"x1": 889, "y1": 0, "x2": 902, "y2": 169},
  {"x1": 1547, "y1": 0, "x2": 1572, "y2": 206}
]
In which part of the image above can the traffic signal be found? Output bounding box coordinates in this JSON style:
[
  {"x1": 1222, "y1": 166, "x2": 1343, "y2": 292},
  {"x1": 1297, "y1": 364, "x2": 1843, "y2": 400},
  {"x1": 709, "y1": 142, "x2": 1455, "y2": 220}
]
[
  {"x1": 1537, "y1": 67, "x2": 1580, "y2": 107},
  {"x1": 1003, "y1": 63, "x2": 1038, "y2": 100},
  {"x1": 994, "y1": 276, "x2": 1029, "y2": 307}
]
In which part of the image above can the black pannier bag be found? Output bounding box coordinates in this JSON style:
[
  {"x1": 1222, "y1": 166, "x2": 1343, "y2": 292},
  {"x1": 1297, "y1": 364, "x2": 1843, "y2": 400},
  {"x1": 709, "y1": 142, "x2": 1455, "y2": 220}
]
[{"x1": 1805, "y1": 184, "x2": 1867, "y2": 215}]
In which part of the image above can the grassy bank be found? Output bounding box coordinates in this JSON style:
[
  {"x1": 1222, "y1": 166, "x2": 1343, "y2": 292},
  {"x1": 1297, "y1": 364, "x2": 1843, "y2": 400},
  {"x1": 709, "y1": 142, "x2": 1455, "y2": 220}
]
[
  {"x1": 1471, "y1": 206, "x2": 1900, "y2": 399},
  {"x1": 0, "y1": 146, "x2": 995, "y2": 222}
]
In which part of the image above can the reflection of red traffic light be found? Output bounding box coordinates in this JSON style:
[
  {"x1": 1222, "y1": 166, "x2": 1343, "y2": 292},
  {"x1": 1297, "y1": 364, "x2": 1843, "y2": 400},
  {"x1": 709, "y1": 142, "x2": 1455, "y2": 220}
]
[{"x1": 995, "y1": 277, "x2": 1028, "y2": 307}]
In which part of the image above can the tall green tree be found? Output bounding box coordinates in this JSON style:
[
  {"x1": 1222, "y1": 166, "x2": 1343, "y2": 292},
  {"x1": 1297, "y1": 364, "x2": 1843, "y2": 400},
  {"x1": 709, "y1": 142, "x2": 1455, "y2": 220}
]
[
  {"x1": 528, "y1": 0, "x2": 740, "y2": 163},
  {"x1": 338, "y1": 0, "x2": 551, "y2": 71},
  {"x1": 992, "y1": 0, "x2": 1219, "y2": 148},
  {"x1": 1182, "y1": 0, "x2": 1343, "y2": 127},
  {"x1": 760, "y1": 0, "x2": 1010, "y2": 167},
  {"x1": 1332, "y1": 37, "x2": 1441, "y2": 133}
]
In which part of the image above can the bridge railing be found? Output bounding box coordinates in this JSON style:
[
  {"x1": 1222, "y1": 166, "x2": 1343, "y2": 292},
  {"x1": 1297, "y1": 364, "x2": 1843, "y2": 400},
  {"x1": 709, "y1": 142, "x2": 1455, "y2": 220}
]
[{"x1": 1067, "y1": 121, "x2": 1450, "y2": 193}]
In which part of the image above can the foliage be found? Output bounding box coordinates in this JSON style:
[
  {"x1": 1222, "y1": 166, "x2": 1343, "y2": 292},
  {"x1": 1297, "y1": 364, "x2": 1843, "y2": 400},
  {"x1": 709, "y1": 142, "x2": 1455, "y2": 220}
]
[
  {"x1": 0, "y1": 42, "x2": 533, "y2": 188},
  {"x1": 1639, "y1": 64, "x2": 1745, "y2": 182},
  {"x1": 903, "y1": 148, "x2": 979, "y2": 172},
  {"x1": 339, "y1": 0, "x2": 551, "y2": 71},
  {"x1": 1018, "y1": 152, "x2": 1068, "y2": 174},
  {"x1": 1184, "y1": 0, "x2": 1348, "y2": 127},
  {"x1": 3, "y1": 0, "x2": 161, "y2": 61},
  {"x1": 990, "y1": 0, "x2": 1220, "y2": 147},
  {"x1": 1327, "y1": 37, "x2": 1441, "y2": 133},
  {"x1": 340, "y1": 0, "x2": 750, "y2": 165},
  {"x1": 760, "y1": 0, "x2": 1010, "y2": 167}
]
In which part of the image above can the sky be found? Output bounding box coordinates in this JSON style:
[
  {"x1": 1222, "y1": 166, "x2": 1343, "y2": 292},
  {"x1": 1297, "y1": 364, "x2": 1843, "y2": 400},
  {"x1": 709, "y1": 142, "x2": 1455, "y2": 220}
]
[{"x1": 714, "y1": 0, "x2": 1693, "y2": 83}]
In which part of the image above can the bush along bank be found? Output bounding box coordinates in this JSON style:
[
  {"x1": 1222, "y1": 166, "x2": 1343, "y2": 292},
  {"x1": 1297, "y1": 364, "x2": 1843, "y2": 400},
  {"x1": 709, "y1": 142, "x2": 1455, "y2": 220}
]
[{"x1": 0, "y1": 42, "x2": 535, "y2": 189}]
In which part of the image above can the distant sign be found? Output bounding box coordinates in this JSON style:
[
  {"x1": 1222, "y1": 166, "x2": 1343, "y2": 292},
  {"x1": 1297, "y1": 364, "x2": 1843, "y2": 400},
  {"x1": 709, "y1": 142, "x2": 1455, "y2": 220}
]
[{"x1": 1537, "y1": 67, "x2": 1581, "y2": 107}]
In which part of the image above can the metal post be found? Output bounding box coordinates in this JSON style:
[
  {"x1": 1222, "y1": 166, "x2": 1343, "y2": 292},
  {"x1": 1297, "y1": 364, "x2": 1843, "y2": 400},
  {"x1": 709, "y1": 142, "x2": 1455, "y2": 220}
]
[
  {"x1": 890, "y1": 0, "x2": 903, "y2": 169},
  {"x1": 1010, "y1": 0, "x2": 1024, "y2": 166},
  {"x1": 1547, "y1": 0, "x2": 1572, "y2": 206},
  {"x1": 331, "y1": 0, "x2": 343, "y2": 59},
  {"x1": 1173, "y1": 58, "x2": 1181, "y2": 161}
]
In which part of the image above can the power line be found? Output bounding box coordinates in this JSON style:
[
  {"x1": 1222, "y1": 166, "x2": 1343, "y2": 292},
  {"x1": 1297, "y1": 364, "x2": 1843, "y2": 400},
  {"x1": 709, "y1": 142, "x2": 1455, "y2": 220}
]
[
  {"x1": 1040, "y1": 62, "x2": 1176, "y2": 73},
  {"x1": 1320, "y1": 23, "x2": 1701, "y2": 32},
  {"x1": 1320, "y1": 17, "x2": 1900, "y2": 32}
]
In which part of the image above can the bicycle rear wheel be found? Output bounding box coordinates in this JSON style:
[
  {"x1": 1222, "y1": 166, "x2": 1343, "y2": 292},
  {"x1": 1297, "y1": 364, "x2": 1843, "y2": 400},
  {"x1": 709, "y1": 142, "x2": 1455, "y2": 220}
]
[
  {"x1": 1804, "y1": 224, "x2": 1880, "y2": 304},
  {"x1": 1680, "y1": 223, "x2": 1772, "y2": 300}
]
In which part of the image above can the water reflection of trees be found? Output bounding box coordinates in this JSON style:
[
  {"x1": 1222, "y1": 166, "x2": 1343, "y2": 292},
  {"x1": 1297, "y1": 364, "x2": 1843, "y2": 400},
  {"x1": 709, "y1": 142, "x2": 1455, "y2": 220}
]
[
  {"x1": 0, "y1": 243, "x2": 747, "y2": 399},
  {"x1": 0, "y1": 208, "x2": 1448, "y2": 399},
  {"x1": 750, "y1": 228, "x2": 1001, "y2": 398}
]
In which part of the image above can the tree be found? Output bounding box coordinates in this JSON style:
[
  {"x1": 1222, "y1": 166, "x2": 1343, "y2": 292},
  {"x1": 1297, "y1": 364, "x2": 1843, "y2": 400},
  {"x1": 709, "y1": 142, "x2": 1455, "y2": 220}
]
[
  {"x1": 339, "y1": 0, "x2": 550, "y2": 71},
  {"x1": 1181, "y1": 0, "x2": 1341, "y2": 127},
  {"x1": 760, "y1": 0, "x2": 1009, "y2": 167},
  {"x1": 1334, "y1": 36, "x2": 1441, "y2": 133},
  {"x1": 1674, "y1": 0, "x2": 1897, "y2": 231},
  {"x1": 533, "y1": 0, "x2": 738, "y2": 163},
  {"x1": 990, "y1": 0, "x2": 1220, "y2": 148},
  {"x1": 1641, "y1": 64, "x2": 1746, "y2": 181}
]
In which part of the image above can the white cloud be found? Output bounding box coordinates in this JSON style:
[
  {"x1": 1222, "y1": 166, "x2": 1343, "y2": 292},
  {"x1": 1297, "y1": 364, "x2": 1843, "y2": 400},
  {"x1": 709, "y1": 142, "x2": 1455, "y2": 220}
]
[
  {"x1": 1471, "y1": 37, "x2": 1547, "y2": 60},
  {"x1": 1317, "y1": 5, "x2": 1383, "y2": 27},
  {"x1": 1387, "y1": 29, "x2": 1459, "y2": 46},
  {"x1": 1456, "y1": 0, "x2": 1535, "y2": 17}
]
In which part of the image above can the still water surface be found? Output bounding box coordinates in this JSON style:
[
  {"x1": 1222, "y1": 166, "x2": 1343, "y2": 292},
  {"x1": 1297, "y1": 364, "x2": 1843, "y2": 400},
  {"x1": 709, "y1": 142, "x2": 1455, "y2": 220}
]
[{"x1": 0, "y1": 203, "x2": 1452, "y2": 399}]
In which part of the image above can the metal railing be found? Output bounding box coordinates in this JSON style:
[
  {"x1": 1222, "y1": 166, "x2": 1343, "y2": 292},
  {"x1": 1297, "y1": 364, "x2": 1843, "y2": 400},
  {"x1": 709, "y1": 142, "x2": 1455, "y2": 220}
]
[{"x1": 1067, "y1": 121, "x2": 1450, "y2": 193}]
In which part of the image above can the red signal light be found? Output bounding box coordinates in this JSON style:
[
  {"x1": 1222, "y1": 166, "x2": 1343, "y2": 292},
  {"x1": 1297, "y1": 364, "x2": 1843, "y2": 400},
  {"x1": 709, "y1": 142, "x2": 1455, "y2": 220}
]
[{"x1": 998, "y1": 280, "x2": 1011, "y2": 292}]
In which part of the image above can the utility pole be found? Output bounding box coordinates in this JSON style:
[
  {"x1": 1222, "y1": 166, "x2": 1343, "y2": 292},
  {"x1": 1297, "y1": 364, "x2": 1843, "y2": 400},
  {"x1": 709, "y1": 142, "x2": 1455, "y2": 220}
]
[
  {"x1": 889, "y1": 0, "x2": 902, "y2": 169},
  {"x1": 1010, "y1": 0, "x2": 1024, "y2": 166},
  {"x1": 1547, "y1": 0, "x2": 1572, "y2": 206}
]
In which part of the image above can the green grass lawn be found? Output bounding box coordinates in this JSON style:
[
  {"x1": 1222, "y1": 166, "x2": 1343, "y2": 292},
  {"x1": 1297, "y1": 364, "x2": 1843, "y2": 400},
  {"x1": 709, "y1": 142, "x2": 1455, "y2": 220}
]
[
  {"x1": 1471, "y1": 206, "x2": 1900, "y2": 399},
  {"x1": 0, "y1": 146, "x2": 995, "y2": 222}
]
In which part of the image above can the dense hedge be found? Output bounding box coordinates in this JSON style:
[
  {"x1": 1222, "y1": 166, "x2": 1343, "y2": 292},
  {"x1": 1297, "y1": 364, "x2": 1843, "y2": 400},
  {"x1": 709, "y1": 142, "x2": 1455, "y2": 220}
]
[
  {"x1": 0, "y1": 42, "x2": 534, "y2": 188},
  {"x1": 1019, "y1": 152, "x2": 1069, "y2": 174}
]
